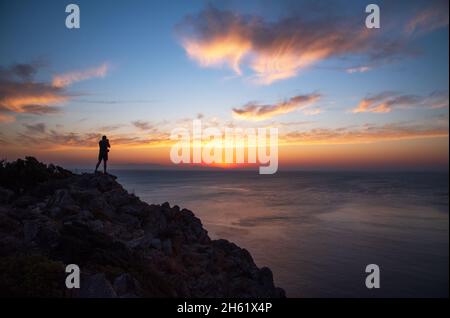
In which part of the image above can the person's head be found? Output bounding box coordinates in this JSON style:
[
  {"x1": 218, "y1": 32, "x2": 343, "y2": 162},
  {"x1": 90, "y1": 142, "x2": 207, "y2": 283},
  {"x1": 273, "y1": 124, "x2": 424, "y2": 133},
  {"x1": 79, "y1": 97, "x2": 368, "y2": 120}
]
[{"x1": 102, "y1": 135, "x2": 107, "y2": 141}]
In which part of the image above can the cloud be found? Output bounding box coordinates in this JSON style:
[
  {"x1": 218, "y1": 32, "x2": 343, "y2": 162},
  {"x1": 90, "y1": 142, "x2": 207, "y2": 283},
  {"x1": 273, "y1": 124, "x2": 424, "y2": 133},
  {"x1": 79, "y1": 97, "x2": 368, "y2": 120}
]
[
  {"x1": 98, "y1": 124, "x2": 123, "y2": 132},
  {"x1": 405, "y1": 0, "x2": 449, "y2": 35},
  {"x1": 346, "y1": 66, "x2": 372, "y2": 74},
  {"x1": 132, "y1": 120, "x2": 153, "y2": 130},
  {"x1": 23, "y1": 122, "x2": 46, "y2": 134},
  {"x1": 71, "y1": 99, "x2": 156, "y2": 105},
  {"x1": 0, "y1": 113, "x2": 15, "y2": 123},
  {"x1": 14, "y1": 129, "x2": 171, "y2": 149},
  {"x1": 232, "y1": 93, "x2": 321, "y2": 121},
  {"x1": 52, "y1": 63, "x2": 109, "y2": 88},
  {"x1": 177, "y1": 6, "x2": 418, "y2": 84},
  {"x1": 352, "y1": 91, "x2": 449, "y2": 113},
  {"x1": 0, "y1": 62, "x2": 40, "y2": 81},
  {"x1": 0, "y1": 62, "x2": 109, "y2": 121},
  {"x1": 302, "y1": 108, "x2": 322, "y2": 116},
  {"x1": 282, "y1": 122, "x2": 449, "y2": 145},
  {"x1": 0, "y1": 83, "x2": 67, "y2": 114}
]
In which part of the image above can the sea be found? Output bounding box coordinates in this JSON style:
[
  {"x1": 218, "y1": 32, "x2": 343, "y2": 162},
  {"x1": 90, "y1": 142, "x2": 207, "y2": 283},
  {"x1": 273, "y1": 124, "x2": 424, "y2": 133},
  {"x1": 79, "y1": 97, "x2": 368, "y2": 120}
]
[{"x1": 107, "y1": 170, "x2": 448, "y2": 297}]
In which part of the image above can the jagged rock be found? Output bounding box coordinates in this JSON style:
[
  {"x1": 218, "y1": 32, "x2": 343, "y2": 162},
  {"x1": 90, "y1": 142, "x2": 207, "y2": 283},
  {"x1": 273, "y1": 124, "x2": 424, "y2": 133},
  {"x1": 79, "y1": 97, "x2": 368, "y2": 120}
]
[
  {"x1": 162, "y1": 239, "x2": 173, "y2": 256},
  {"x1": 87, "y1": 219, "x2": 104, "y2": 232},
  {"x1": 125, "y1": 234, "x2": 153, "y2": 249},
  {"x1": 151, "y1": 238, "x2": 162, "y2": 250},
  {"x1": 113, "y1": 273, "x2": 141, "y2": 297},
  {"x1": 23, "y1": 220, "x2": 39, "y2": 243},
  {"x1": 79, "y1": 273, "x2": 117, "y2": 298},
  {"x1": 0, "y1": 158, "x2": 286, "y2": 298},
  {"x1": 13, "y1": 195, "x2": 36, "y2": 208},
  {"x1": 48, "y1": 189, "x2": 75, "y2": 208},
  {"x1": 0, "y1": 187, "x2": 14, "y2": 204},
  {"x1": 79, "y1": 209, "x2": 94, "y2": 220},
  {"x1": 49, "y1": 207, "x2": 62, "y2": 218}
]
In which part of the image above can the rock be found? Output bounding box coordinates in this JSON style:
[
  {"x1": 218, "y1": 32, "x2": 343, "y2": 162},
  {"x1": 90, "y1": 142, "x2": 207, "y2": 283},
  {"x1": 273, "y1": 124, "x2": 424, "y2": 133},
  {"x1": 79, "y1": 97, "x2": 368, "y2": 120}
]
[
  {"x1": 0, "y1": 187, "x2": 14, "y2": 204},
  {"x1": 48, "y1": 189, "x2": 75, "y2": 208},
  {"x1": 13, "y1": 195, "x2": 36, "y2": 208},
  {"x1": 162, "y1": 239, "x2": 173, "y2": 256},
  {"x1": 0, "y1": 158, "x2": 286, "y2": 298},
  {"x1": 79, "y1": 273, "x2": 117, "y2": 298},
  {"x1": 79, "y1": 209, "x2": 94, "y2": 220},
  {"x1": 113, "y1": 273, "x2": 141, "y2": 297},
  {"x1": 87, "y1": 219, "x2": 104, "y2": 232},
  {"x1": 30, "y1": 206, "x2": 42, "y2": 215},
  {"x1": 150, "y1": 238, "x2": 162, "y2": 250},
  {"x1": 23, "y1": 220, "x2": 39, "y2": 243},
  {"x1": 49, "y1": 207, "x2": 62, "y2": 218},
  {"x1": 118, "y1": 205, "x2": 143, "y2": 217},
  {"x1": 125, "y1": 235, "x2": 149, "y2": 249},
  {"x1": 161, "y1": 202, "x2": 170, "y2": 210}
]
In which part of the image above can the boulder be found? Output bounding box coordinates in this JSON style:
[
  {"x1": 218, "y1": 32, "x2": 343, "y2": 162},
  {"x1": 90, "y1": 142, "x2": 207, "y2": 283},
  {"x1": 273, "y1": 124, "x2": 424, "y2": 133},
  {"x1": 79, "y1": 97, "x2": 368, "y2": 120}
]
[
  {"x1": 113, "y1": 273, "x2": 141, "y2": 297},
  {"x1": 162, "y1": 239, "x2": 173, "y2": 256},
  {"x1": 0, "y1": 187, "x2": 14, "y2": 204},
  {"x1": 79, "y1": 273, "x2": 117, "y2": 298},
  {"x1": 23, "y1": 220, "x2": 39, "y2": 243},
  {"x1": 150, "y1": 238, "x2": 162, "y2": 250}
]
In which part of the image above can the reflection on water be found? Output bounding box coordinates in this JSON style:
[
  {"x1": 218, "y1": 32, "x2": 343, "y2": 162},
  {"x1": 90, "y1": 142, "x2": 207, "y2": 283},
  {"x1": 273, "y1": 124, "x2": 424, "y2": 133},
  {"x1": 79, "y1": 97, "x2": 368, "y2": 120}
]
[{"x1": 113, "y1": 170, "x2": 449, "y2": 297}]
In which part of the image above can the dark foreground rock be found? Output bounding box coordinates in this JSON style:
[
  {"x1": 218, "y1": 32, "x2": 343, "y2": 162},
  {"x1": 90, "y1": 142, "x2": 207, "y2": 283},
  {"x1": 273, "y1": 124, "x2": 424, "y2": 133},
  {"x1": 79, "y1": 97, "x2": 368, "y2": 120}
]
[{"x1": 0, "y1": 157, "x2": 285, "y2": 298}]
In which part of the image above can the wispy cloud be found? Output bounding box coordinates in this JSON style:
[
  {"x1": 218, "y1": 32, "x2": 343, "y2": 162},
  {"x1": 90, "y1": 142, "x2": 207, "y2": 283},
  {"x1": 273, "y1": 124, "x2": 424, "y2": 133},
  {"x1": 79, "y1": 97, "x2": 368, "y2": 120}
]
[
  {"x1": 132, "y1": 120, "x2": 153, "y2": 130},
  {"x1": 71, "y1": 99, "x2": 156, "y2": 105},
  {"x1": 405, "y1": 0, "x2": 449, "y2": 35},
  {"x1": 0, "y1": 63, "x2": 65, "y2": 114},
  {"x1": 0, "y1": 113, "x2": 15, "y2": 123},
  {"x1": 352, "y1": 91, "x2": 449, "y2": 113},
  {"x1": 23, "y1": 122, "x2": 46, "y2": 134},
  {"x1": 0, "y1": 62, "x2": 109, "y2": 121},
  {"x1": 282, "y1": 121, "x2": 449, "y2": 145},
  {"x1": 346, "y1": 66, "x2": 372, "y2": 74},
  {"x1": 52, "y1": 63, "x2": 109, "y2": 88},
  {"x1": 15, "y1": 129, "x2": 171, "y2": 149},
  {"x1": 98, "y1": 124, "x2": 123, "y2": 132},
  {"x1": 177, "y1": 4, "x2": 434, "y2": 84},
  {"x1": 232, "y1": 93, "x2": 321, "y2": 121}
]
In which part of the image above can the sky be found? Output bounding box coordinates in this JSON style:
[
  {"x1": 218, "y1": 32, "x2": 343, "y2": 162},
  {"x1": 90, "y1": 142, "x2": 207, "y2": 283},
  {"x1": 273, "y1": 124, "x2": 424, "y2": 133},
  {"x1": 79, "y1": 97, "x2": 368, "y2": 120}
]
[{"x1": 0, "y1": 0, "x2": 448, "y2": 170}]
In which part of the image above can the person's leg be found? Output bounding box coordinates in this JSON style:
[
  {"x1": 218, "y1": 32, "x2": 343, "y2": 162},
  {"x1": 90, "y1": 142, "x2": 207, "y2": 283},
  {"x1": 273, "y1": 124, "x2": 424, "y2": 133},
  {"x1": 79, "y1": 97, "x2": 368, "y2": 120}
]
[
  {"x1": 103, "y1": 159, "x2": 107, "y2": 174},
  {"x1": 95, "y1": 159, "x2": 101, "y2": 172}
]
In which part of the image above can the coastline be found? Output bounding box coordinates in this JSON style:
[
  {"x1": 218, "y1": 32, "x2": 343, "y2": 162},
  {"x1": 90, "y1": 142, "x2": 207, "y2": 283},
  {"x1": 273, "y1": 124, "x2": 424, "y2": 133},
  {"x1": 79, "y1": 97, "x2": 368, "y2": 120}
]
[{"x1": 0, "y1": 157, "x2": 285, "y2": 297}]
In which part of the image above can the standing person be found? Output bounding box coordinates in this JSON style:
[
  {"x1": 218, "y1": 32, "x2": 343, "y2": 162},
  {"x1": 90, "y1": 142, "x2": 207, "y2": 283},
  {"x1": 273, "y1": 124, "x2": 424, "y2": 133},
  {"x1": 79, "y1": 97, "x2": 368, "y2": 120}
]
[{"x1": 95, "y1": 135, "x2": 110, "y2": 174}]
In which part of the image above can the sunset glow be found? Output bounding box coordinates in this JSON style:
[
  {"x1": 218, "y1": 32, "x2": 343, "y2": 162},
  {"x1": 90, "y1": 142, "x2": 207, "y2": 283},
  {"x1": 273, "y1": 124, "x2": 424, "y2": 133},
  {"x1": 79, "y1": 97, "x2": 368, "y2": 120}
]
[{"x1": 0, "y1": 0, "x2": 448, "y2": 170}]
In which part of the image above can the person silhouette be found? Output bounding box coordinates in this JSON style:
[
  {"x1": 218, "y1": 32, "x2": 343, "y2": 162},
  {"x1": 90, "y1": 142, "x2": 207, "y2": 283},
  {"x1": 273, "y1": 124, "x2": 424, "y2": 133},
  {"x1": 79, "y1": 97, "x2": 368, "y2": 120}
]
[{"x1": 95, "y1": 135, "x2": 110, "y2": 174}]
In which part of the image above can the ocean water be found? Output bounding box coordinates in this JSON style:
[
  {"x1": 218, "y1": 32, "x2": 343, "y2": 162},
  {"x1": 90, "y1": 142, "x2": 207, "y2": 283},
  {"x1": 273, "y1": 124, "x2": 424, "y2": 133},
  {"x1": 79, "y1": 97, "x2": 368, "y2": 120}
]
[{"x1": 111, "y1": 170, "x2": 449, "y2": 298}]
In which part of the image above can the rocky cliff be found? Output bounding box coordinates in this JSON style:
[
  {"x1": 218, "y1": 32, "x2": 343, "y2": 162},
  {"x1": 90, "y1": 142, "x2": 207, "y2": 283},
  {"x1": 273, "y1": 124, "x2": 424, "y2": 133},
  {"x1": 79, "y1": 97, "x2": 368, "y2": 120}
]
[{"x1": 0, "y1": 157, "x2": 285, "y2": 298}]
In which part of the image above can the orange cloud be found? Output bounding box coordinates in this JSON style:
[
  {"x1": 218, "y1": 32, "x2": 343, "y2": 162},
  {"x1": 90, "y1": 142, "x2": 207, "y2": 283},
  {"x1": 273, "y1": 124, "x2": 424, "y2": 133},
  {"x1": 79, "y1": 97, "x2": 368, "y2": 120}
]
[
  {"x1": 1, "y1": 94, "x2": 68, "y2": 113},
  {"x1": 177, "y1": 7, "x2": 413, "y2": 84},
  {"x1": 281, "y1": 122, "x2": 449, "y2": 145},
  {"x1": 0, "y1": 77, "x2": 68, "y2": 114},
  {"x1": 353, "y1": 91, "x2": 449, "y2": 113},
  {"x1": 0, "y1": 113, "x2": 15, "y2": 123},
  {"x1": 183, "y1": 34, "x2": 251, "y2": 75},
  {"x1": 0, "y1": 62, "x2": 109, "y2": 120},
  {"x1": 12, "y1": 128, "x2": 172, "y2": 151},
  {"x1": 232, "y1": 93, "x2": 321, "y2": 121},
  {"x1": 52, "y1": 63, "x2": 109, "y2": 88}
]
